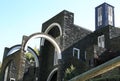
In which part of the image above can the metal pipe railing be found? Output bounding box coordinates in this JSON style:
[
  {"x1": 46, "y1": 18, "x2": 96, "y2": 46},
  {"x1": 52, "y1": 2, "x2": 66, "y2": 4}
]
[{"x1": 69, "y1": 56, "x2": 120, "y2": 81}]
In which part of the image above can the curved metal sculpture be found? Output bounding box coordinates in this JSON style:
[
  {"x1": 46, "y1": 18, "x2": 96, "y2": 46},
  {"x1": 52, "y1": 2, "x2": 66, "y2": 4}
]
[
  {"x1": 6, "y1": 44, "x2": 39, "y2": 67},
  {"x1": 22, "y1": 33, "x2": 62, "y2": 60},
  {"x1": 45, "y1": 22, "x2": 62, "y2": 36},
  {"x1": 21, "y1": 33, "x2": 62, "y2": 81},
  {"x1": 2, "y1": 33, "x2": 61, "y2": 81},
  {"x1": 2, "y1": 44, "x2": 39, "y2": 81},
  {"x1": 47, "y1": 68, "x2": 58, "y2": 81}
]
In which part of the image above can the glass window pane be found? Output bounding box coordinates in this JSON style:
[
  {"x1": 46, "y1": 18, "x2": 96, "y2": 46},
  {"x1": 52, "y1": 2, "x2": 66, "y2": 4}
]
[{"x1": 73, "y1": 48, "x2": 80, "y2": 59}]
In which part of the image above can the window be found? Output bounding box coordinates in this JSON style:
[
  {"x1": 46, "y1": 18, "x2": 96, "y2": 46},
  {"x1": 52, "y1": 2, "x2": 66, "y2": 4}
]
[
  {"x1": 10, "y1": 78, "x2": 15, "y2": 81},
  {"x1": 73, "y1": 48, "x2": 80, "y2": 59},
  {"x1": 98, "y1": 35, "x2": 105, "y2": 48},
  {"x1": 108, "y1": 6, "x2": 113, "y2": 25},
  {"x1": 98, "y1": 7, "x2": 102, "y2": 26}
]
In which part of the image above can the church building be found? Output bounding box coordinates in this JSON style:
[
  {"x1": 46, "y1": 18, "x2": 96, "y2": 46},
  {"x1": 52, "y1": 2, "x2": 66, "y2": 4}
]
[{"x1": 1, "y1": 2, "x2": 120, "y2": 81}]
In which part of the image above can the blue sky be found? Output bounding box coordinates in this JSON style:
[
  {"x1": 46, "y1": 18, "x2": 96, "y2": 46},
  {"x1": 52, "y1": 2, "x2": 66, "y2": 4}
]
[{"x1": 0, "y1": 0, "x2": 120, "y2": 62}]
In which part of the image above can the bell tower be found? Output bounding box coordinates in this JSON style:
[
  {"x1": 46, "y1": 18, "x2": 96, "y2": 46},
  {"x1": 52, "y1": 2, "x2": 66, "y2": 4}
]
[{"x1": 95, "y1": 2, "x2": 115, "y2": 30}]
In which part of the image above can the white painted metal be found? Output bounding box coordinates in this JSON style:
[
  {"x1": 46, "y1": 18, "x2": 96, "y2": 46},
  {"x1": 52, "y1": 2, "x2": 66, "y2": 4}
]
[{"x1": 23, "y1": 33, "x2": 61, "y2": 59}]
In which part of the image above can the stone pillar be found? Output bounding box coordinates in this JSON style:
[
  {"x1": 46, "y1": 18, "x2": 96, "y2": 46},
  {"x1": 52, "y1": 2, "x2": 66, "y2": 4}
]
[
  {"x1": 17, "y1": 51, "x2": 25, "y2": 81},
  {"x1": 17, "y1": 36, "x2": 28, "y2": 81},
  {"x1": 57, "y1": 59, "x2": 64, "y2": 81}
]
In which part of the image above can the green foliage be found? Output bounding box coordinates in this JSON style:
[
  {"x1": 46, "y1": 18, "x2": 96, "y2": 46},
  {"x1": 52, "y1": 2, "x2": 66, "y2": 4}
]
[
  {"x1": 64, "y1": 65, "x2": 79, "y2": 80},
  {"x1": 34, "y1": 46, "x2": 39, "y2": 55},
  {"x1": 66, "y1": 65, "x2": 75, "y2": 74},
  {"x1": 25, "y1": 47, "x2": 39, "y2": 62},
  {"x1": 25, "y1": 52, "x2": 34, "y2": 62}
]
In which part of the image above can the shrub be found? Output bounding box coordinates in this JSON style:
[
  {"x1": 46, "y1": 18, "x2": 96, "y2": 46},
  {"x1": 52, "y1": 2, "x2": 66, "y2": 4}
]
[{"x1": 64, "y1": 64, "x2": 79, "y2": 80}]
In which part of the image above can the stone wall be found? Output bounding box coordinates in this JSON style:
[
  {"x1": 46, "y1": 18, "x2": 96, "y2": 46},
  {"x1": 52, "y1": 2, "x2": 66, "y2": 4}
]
[{"x1": 1, "y1": 50, "x2": 24, "y2": 81}]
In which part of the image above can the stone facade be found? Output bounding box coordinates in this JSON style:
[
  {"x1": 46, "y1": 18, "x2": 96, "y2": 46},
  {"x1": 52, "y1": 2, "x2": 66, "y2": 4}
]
[
  {"x1": 39, "y1": 10, "x2": 91, "y2": 81},
  {"x1": 1, "y1": 50, "x2": 24, "y2": 81},
  {"x1": 1, "y1": 8, "x2": 120, "y2": 81},
  {"x1": 40, "y1": 10, "x2": 120, "y2": 81}
]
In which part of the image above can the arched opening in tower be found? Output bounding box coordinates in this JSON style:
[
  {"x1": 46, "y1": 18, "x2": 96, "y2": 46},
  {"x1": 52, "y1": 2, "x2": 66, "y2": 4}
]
[
  {"x1": 40, "y1": 26, "x2": 61, "y2": 80},
  {"x1": 47, "y1": 26, "x2": 60, "y2": 38}
]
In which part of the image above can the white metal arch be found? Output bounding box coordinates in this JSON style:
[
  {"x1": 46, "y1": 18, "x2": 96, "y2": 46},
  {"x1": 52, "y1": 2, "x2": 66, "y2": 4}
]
[
  {"x1": 45, "y1": 23, "x2": 62, "y2": 36},
  {"x1": 6, "y1": 45, "x2": 39, "y2": 67},
  {"x1": 23, "y1": 33, "x2": 62, "y2": 59},
  {"x1": 7, "y1": 45, "x2": 21, "y2": 56},
  {"x1": 47, "y1": 68, "x2": 58, "y2": 81},
  {"x1": 4, "y1": 66, "x2": 9, "y2": 81}
]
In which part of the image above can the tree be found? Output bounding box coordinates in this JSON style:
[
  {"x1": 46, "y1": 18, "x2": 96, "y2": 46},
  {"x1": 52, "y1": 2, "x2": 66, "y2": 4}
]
[
  {"x1": 25, "y1": 47, "x2": 39, "y2": 62},
  {"x1": 25, "y1": 52, "x2": 34, "y2": 62},
  {"x1": 64, "y1": 64, "x2": 79, "y2": 81},
  {"x1": 34, "y1": 46, "x2": 39, "y2": 55}
]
